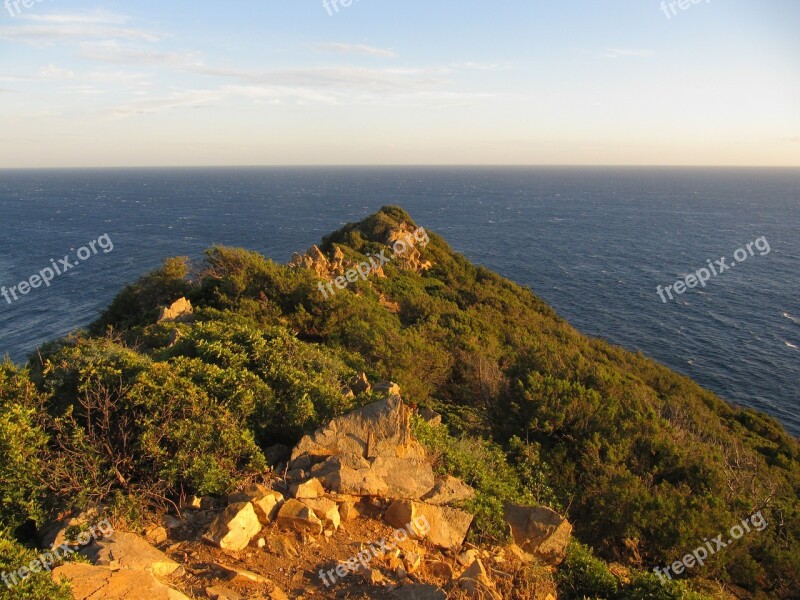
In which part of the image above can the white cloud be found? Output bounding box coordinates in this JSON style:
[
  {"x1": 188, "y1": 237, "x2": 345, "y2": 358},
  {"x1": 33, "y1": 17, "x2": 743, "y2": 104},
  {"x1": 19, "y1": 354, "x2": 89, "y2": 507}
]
[
  {"x1": 311, "y1": 42, "x2": 397, "y2": 58},
  {"x1": 0, "y1": 11, "x2": 160, "y2": 45}
]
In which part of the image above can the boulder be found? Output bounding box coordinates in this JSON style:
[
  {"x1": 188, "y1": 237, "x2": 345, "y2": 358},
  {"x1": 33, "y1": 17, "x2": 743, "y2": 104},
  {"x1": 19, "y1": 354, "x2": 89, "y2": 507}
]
[
  {"x1": 384, "y1": 500, "x2": 473, "y2": 550},
  {"x1": 290, "y1": 397, "x2": 438, "y2": 500},
  {"x1": 504, "y1": 504, "x2": 572, "y2": 566},
  {"x1": 157, "y1": 297, "x2": 193, "y2": 323},
  {"x1": 203, "y1": 502, "x2": 262, "y2": 551},
  {"x1": 290, "y1": 477, "x2": 325, "y2": 499},
  {"x1": 80, "y1": 531, "x2": 180, "y2": 577},
  {"x1": 291, "y1": 396, "x2": 425, "y2": 464},
  {"x1": 276, "y1": 498, "x2": 323, "y2": 535},
  {"x1": 422, "y1": 476, "x2": 475, "y2": 506},
  {"x1": 52, "y1": 563, "x2": 189, "y2": 600},
  {"x1": 299, "y1": 497, "x2": 341, "y2": 530},
  {"x1": 228, "y1": 485, "x2": 284, "y2": 524}
]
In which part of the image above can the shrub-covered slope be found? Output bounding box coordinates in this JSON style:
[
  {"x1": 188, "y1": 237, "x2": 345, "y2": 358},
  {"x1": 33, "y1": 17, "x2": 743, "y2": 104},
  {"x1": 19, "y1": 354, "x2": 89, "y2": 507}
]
[{"x1": 1, "y1": 206, "x2": 798, "y2": 599}]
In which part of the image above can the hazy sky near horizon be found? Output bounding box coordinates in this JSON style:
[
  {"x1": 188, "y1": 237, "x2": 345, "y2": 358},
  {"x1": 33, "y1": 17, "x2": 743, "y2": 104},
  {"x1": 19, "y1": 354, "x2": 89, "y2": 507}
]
[{"x1": 1, "y1": 1, "x2": 799, "y2": 167}]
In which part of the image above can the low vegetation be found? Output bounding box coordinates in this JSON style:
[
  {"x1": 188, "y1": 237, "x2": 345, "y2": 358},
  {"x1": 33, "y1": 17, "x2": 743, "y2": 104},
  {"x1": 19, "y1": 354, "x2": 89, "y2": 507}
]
[{"x1": 1, "y1": 206, "x2": 798, "y2": 598}]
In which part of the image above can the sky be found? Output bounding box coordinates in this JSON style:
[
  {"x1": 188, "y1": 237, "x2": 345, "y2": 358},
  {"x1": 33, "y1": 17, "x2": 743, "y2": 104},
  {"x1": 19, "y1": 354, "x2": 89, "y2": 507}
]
[{"x1": 0, "y1": 0, "x2": 799, "y2": 167}]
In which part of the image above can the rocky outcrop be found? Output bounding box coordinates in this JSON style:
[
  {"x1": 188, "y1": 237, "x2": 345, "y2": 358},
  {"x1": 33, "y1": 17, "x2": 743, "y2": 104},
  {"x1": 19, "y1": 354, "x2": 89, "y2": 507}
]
[
  {"x1": 80, "y1": 531, "x2": 180, "y2": 577},
  {"x1": 384, "y1": 222, "x2": 432, "y2": 273},
  {"x1": 52, "y1": 563, "x2": 190, "y2": 600},
  {"x1": 422, "y1": 475, "x2": 475, "y2": 506},
  {"x1": 504, "y1": 504, "x2": 572, "y2": 566},
  {"x1": 157, "y1": 297, "x2": 193, "y2": 323},
  {"x1": 290, "y1": 396, "x2": 438, "y2": 500}
]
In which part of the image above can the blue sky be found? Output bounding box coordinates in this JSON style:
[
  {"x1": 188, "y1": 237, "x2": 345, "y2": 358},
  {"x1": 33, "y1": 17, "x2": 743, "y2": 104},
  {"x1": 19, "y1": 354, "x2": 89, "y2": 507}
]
[{"x1": 1, "y1": 0, "x2": 799, "y2": 167}]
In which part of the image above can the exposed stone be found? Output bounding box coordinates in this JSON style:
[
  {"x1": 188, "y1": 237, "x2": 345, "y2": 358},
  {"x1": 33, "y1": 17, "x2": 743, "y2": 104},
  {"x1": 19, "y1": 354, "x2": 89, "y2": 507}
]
[
  {"x1": 267, "y1": 533, "x2": 301, "y2": 558},
  {"x1": 183, "y1": 495, "x2": 217, "y2": 511},
  {"x1": 418, "y1": 407, "x2": 442, "y2": 427},
  {"x1": 336, "y1": 496, "x2": 361, "y2": 522},
  {"x1": 276, "y1": 498, "x2": 323, "y2": 535},
  {"x1": 351, "y1": 372, "x2": 372, "y2": 395},
  {"x1": 373, "y1": 381, "x2": 402, "y2": 397},
  {"x1": 203, "y1": 502, "x2": 262, "y2": 551},
  {"x1": 385, "y1": 500, "x2": 473, "y2": 550},
  {"x1": 504, "y1": 504, "x2": 572, "y2": 566},
  {"x1": 144, "y1": 525, "x2": 168, "y2": 546},
  {"x1": 291, "y1": 397, "x2": 438, "y2": 500},
  {"x1": 157, "y1": 297, "x2": 193, "y2": 323},
  {"x1": 425, "y1": 560, "x2": 454, "y2": 581},
  {"x1": 457, "y1": 548, "x2": 480, "y2": 567},
  {"x1": 252, "y1": 491, "x2": 284, "y2": 524},
  {"x1": 299, "y1": 497, "x2": 341, "y2": 530},
  {"x1": 212, "y1": 562, "x2": 268, "y2": 583},
  {"x1": 403, "y1": 551, "x2": 422, "y2": 574},
  {"x1": 80, "y1": 531, "x2": 180, "y2": 577},
  {"x1": 52, "y1": 563, "x2": 190, "y2": 600},
  {"x1": 206, "y1": 586, "x2": 243, "y2": 600},
  {"x1": 290, "y1": 477, "x2": 325, "y2": 499},
  {"x1": 264, "y1": 444, "x2": 291, "y2": 467},
  {"x1": 422, "y1": 475, "x2": 475, "y2": 506},
  {"x1": 459, "y1": 559, "x2": 501, "y2": 600},
  {"x1": 291, "y1": 396, "x2": 423, "y2": 464}
]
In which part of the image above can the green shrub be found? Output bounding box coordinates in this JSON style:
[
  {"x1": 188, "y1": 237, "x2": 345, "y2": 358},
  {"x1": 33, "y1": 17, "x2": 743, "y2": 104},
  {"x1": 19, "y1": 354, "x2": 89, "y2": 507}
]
[{"x1": 0, "y1": 534, "x2": 71, "y2": 600}]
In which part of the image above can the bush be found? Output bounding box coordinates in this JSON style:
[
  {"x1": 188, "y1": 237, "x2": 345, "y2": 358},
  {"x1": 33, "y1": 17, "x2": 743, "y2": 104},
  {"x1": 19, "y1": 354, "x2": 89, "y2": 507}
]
[{"x1": 0, "y1": 534, "x2": 71, "y2": 600}]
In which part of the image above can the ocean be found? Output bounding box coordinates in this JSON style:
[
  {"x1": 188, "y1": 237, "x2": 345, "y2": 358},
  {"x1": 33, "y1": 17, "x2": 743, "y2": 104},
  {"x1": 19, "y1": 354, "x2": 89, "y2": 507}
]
[{"x1": 0, "y1": 167, "x2": 798, "y2": 435}]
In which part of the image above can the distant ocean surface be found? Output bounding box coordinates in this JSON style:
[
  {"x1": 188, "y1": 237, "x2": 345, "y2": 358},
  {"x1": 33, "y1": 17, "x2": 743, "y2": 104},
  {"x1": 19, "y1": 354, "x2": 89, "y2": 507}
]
[{"x1": 1, "y1": 167, "x2": 798, "y2": 436}]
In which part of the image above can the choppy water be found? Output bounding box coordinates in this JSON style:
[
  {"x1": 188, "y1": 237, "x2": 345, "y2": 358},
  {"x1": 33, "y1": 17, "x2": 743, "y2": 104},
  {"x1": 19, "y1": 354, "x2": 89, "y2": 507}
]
[{"x1": 1, "y1": 167, "x2": 797, "y2": 435}]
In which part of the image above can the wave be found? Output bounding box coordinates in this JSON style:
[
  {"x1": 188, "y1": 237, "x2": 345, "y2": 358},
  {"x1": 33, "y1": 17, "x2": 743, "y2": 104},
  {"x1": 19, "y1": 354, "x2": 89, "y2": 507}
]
[
  {"x1": 783, "y1": 312, "x2": 799, "y2": 324},
  {"x1": 785, "y1": 341, "x2": 798, "y2": 350}
]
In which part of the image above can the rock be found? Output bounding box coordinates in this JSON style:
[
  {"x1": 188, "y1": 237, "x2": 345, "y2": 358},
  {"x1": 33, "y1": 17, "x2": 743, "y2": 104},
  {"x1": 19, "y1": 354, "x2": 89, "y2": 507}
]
[
  {"x1": 385, "y1": 500, "x2": 473, "y2": 550},
  {"x1": 373, "y1": 381, "x2": 402, "y2": 397},
  {"x1": 269, "y1": 586, "x2": 290, "y2": 600},
  {"x1": 252, "y1": 491, "x2": 283, "y2": 524},
  {"x1": 183, "y1": 495, "x2": 217, "y2": 510},
  {"x1": 422, "y1": 476, "x2": 475, "y2": 506},
  {"x1": 457, "y1": 548, "x2": 480, "y2": 567},
  {"x1": 212, "y1": 562, "x2": 268, "y2": 584},
  {"x1": 403, "y1": 551, "x2": 422, "y2": 574},
  {"x1": 291, "y1": 397, "x2": 438, "y2": 500},
  {"x1": 336, "y1": 496, "x2": 361, "y2": 522},
  {"x1": 144, "y1": 525, "x2": 168, "y2": 546},
  {"x1": 350, "y1": 372, "x2": 372, "y2": 395},
  {"x1": 52, "y1": 563, "x2": 190, "y2": 600},
  {"x1": 459, "y1": 559, "x2": 500, "y2": 600},
  {"x1": 425, "y1": 560, "x2": 454, "y2": 581},
  {"x1": 418, "y1": 407, "x2": 442, "y2": 426},
  {"x1": 264, "y1": 444, "x2": 290, "y2": 467},
  {"x1": 206, "y1": 586, "x2": 243, "y2": 600},
  {"x1": 203, "y1": 502, "x2": 262, "y2": 551},
  {"x1": 276, "y1": 498, "x2": 323, "y2": 535},
  {"x1": 391, "y1": 584, "x2": 447, "y2": 600},
  {"x1": 291, "y1": 396, "x2": 424, "y2": 464},
  {"x1": 80, "y1": 531, "x2": 180, "y2": 577},
  {"x1": 289, "y1": 245, "x2": 331, "y2": 278},
  {"x1": 38, "y1": 508, "x2": 103, "y2": 548},
  {"x1": 300, "y1": 497, "x2": 341, "y2": 530},
  {"x1": 290, "y1": 477, "x2": 325, "y2": 499},
  {"x1": 504, "y1": 504, "x2": 572, "y2": 566},
  {"x1": 268, "y1": 533, "x2": 301, "y2": 558},
  {"x1": 157, "y1": 297, "x2": 193, "y2": 323},
  {"x1": 361, "y1": 567, "x2": 388, "y2": 586},
  {"x1": 384, "y1": 223, "x2": 431, "y2": 273}
]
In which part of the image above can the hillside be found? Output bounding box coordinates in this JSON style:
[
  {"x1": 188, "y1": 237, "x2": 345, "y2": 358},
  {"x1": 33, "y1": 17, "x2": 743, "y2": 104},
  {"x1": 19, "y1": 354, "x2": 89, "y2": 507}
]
[{"x1": 1, "y1": 206, "x2": 798, "y2": 600}]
